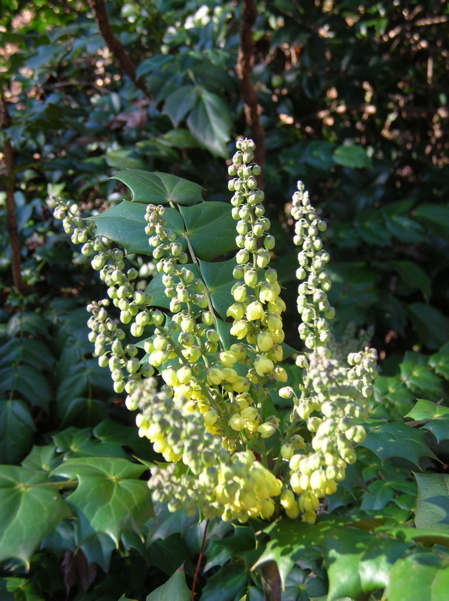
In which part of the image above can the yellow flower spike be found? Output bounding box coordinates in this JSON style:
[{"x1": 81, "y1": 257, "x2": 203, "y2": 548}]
[
  {"x1": 181, "y1": 346, "x2": 201, "y2": 363},
  {"x1": 231, "y1": 377, "x2": 251, "y2": 393},
  {"x1": 285, "y1": 502, "x2": 300, "y2": 519},
  {"x1": 257, "y1": 331, "x2": 274, "y2": 352},
  {"x1": 241, "y1": 407, "x2": 259, "y2": 422},
  {"x1": 254, "y1": 354, "x2": 274, "y2": 377},
  {"x1": 260, "y1": 498, "x2": 275, "y2": 519},
  {"x1": 229, "y1": 414, "x2": 245, "y2": 431},
  {"x1": 273, "y1": 366, "x2": 288, "y2": 382},
  {"x1": 204, "y1": 409, "x2": 218, "y2": 426},
  {"x1": 267, "y1": 344, "x2": 283, "y2": 362},
  {"x1": 257, "y1": 422, "x2": 277, "y2": 438},
  {"x1": 207, "y1": 366, "x2": 224, "y2": 385},
  {"x1": 246, "y1": 331, "x2": 257, "y2": 344},
  {"x1": 325, "y1": 480, "x2": 337, "y2": 495},
  {"x1": 219, "y1": 350, "x2": 238, "y2": 367},
  {"x1": 230, "y1": 343, "x2": 247, "y2": 360},
  {"x1": 299, "y1": 474, "x2": 310, "y2": 490},
  {"x1": 246, "y1": 301, "x2": 264, "y2": 321},
  {"x1": 280, "y1": 489, "x2": 296, "y2": 510},
  {"x1": 268, "y1": 298, "x2": 286, "y2": 315},
  {"x1": 221, "y1": 367, "x2": 239, "y2": 383},
  {"x1": 259, "y1": 284, "x2": 278, "y2": 304},
  {"x1": 230, "y1": 320, "x2": 249, "y2": 339},
  {"x1": 266, "y1": 313, "x2": 283, "y2": 331},
  {"x1": 269, "y1": 330, "x2": 284, "y2": 345},
  {"x1": 302, "y1": 510, "x2": 317, "y2": 525},
  {"x1": 177, "y1": 366, "x2": 193, "y2": 384},
  {"x1": 227, "y1": 303, "x2": 245, "y2": 320},
  {"x1": 290, "y1": 472, "x2": 304, "y2": 494}
]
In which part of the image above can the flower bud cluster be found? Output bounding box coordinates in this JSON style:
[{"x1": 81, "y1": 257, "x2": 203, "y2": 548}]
[
  {"x1": 52, "y1": 198, "x2": 97, "y2": 248},
  {"x1": 291, "y1": 182, "x2": 333, "y2": 353},
  {"x1": 128, "y1": 378, "x2": 283, "y2": 522}
]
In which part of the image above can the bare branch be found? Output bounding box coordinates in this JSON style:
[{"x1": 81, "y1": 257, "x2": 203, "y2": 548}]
[{"x1": 236, "y1": 0, "x2": 265, "y2": 187}]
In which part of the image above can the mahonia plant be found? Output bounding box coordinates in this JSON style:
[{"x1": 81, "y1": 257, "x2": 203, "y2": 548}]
[{"x1": 52, "y1": 138, "x2": 377, "y2": 525}]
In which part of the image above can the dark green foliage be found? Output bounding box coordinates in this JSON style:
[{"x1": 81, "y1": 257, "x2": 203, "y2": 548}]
[{"x1": 1, "y1": 1, "x2": 449, "y2": 600}]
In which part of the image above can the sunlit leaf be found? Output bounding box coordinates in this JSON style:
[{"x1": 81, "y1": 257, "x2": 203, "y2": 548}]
[
  {"x1": 111, "y1": 170, "x2": 204, "y2": 205},
  {"x1": 415, "y1": 474, "x2": 449, "y2": 533},
  {"x1": 0, "y1": 466, "x2": 71, "y2": 568}
]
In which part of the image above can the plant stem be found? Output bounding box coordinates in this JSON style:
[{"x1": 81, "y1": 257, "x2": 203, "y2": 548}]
[
  {"x1": 191, "y1": 519, "x2": 209, "y2": 601},
  {"x1": 0, "y1": 89, "x2": 30, "y2": 296},
  {"x1": 261, "y1": 561, "x2": 282, "y2": 601},
  {"x1": 236, "y1": 0, "x2": 265, "y2": 187}
]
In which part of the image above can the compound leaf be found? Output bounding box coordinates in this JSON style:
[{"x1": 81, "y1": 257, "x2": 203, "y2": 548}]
[
  {"x1": 0, "y1": 466, "x2": 71, "y2": 568},
  {"x1": 146, "y1": 566, "x2": 191, "y2": 601},
  {"x1": 179, "y1": 202, "x2": 236, "y2": 261},
  {"x1": 53, "y1": 457, "x2": 153, "y2": 545},
  {"x1": 415, "y1": 474, "x2": 449, "y2": 533},
  {"x1": 112, "y1": 170, "x2": 204, "y2": 205}
]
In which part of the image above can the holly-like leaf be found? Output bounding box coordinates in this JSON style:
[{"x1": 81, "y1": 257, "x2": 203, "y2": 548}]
[
  {"x1": 0, "y1": 466, "x2": 71, "y2": 568},
  {"x1": 254, "y1": 520, "x2": 337, "y2": 587},
  {"x1": 0, "y1": 365, "x2": 51, "y2": 410},
  {"x1": 187, "y1": 90, "x2": 232, "y2": 157},
  {"x1": 359, "y1": 422, "x2": 437, "y2": 467},
  {"x1": 179, "y1": 202, "x2": 236, "y2": 261},
  {"x1": 415, "y1": 474, "x2": 449, "y2": 533},
  {"x1": 406, "y1": 399, "x2": 449, "y2": 442},
  {"x1": 146, "y1": 566, "x2": 191, "y2": 601},
  {"x1": 386, "y1": 552, "x2": 449, "y2": 601},
  {"x1": 52, "y1": 457, "x2": 153, "y2": 545},
  {"x1": 198, "y1": 258, "x2": 235, "y2": 320},
  {"x1": 400, "y1": 354, "x2": 443, "y2": 398},
  {"x1": 0, "y1": 339, "x2": 55, "y2": 371},
  {"x1": 413, "y1": 204, "x2": 449, "y2": 242},
  {"x1": 333, "y1": 145, "x2": 372, "y2": 169},
  {"x1": 91, "y1": 201, "x2": 185, "y2": 255},
  {"x1": 0, "y1": 400, "x2": 35, "y2": 464},
  {"x1": 392, "y1": 261, "x2": 432, "y2": 301},
  {"x1": 163, "y1": 85, "x2": 199, "y2": 127},
  {"x1": 111, "y1": 170, "x2": 204, "y2": 205},
  {"x1": 428, "y1": 352, "x2": 449, "y2": 380},
  {"x1": 323, "y1": 527, "x2": 408, "y2": 601},
  {"x1": 199, "y1": 564, "x2": 247, "y2": 601}
]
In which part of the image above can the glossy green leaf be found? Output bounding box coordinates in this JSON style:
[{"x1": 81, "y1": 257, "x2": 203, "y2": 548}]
[
  {"x1": 361, "y1": 480, "x2": 395, "y2": 511},
  {"x1": 254, "y1": 519, "x2": 337, "y2": 586},
  {"x1": 0, "y1": 339, "x2": 55, "y2": 371},
  {"x1": 0, "y1": 577, "x2": 45, "y2": 601},
  {"x1": 52, "y1": 457, "x2": 153, "y2": 545},
  {"x1": 333, "y1": 145, "x2": 372, "y2": 168},
  {"x1": 0, "y1": 400, "x2": 35, "y2": 464},
  {"x1": 323, "y1": 527, "x2": 408, "y2": 600},
  {"x1": 111, "y1": 170, "x2": 204, "y2": 205},
  {"x1": 179, "y1": 202, "x2": 236, "y2": 260},
  {"x1": 400, "y1": 354, "x2": 444, "y2": 398},
  {"x1": 7, "y1": 313, "x2": 48, "y2": 337},
  {"x1": 406, "y1": 399, "x2": 449, "y2": 442},
  {"x1": 51, "y1": 427, "x2": 129, "y2": 459},
  {"x1": 415, "y1": 474, "x2": 449, "y2": 532},
  {"x1": 428, "y1": 352, "x2": 449, "y2": 380},
  {"x1": 408, "y1": 303, "x2": 449, "y2": 350},
  {"x1": 359, "y1": 422, "x2": 436, "y2": 466},
  {"x1": 0, "y1": 466, "x2": 71, "y2": 568},
  {"x1": 146, "y1": 566, "x2": 191, "y2": 601},
  {"x1": 200, "y1": 563, "x2": 247, "y2": 601},
  {"x1": 21, "y1": 444, "x2": 61, "y2": 472},
  {"x1": 163, "y1": 85, "x2": 199, "y2": 127},
  {"x1": 0, "y1": 366, "x2": 51, "y2": 410},
  {"x1": 386, "y1": 552, "x2": 449, "y2": 601},
  {"x1": 187, "y1": 90, "x2": 232, "y2": 157},
  {"x1": 413, "y1": 204, "x2": 449, "y2": 241},
  {"x1": 392, "y1": 261, "x2": 432, "y2": 301},
  {"x1": 91, "y1": 201, "x2": 185, "y2": 255},
  {"x1": 198, "y1": 258, "x2": 235, "y2": 320}
]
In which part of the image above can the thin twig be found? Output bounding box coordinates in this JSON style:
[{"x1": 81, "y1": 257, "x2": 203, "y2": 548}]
[
  {"x1": 87, "y1": 0, "x2": 148, "y2": 96},
  {"x1": 0, "y1": 89, "x2": 30, "y2": 296},
  {"x1": 191, "y1": 519, "x2": 209, "y2": 601}
]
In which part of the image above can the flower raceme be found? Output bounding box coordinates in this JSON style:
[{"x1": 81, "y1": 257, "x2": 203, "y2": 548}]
[{"x1": 52, "y1": 137, "x2": 378, "y2": 525}]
